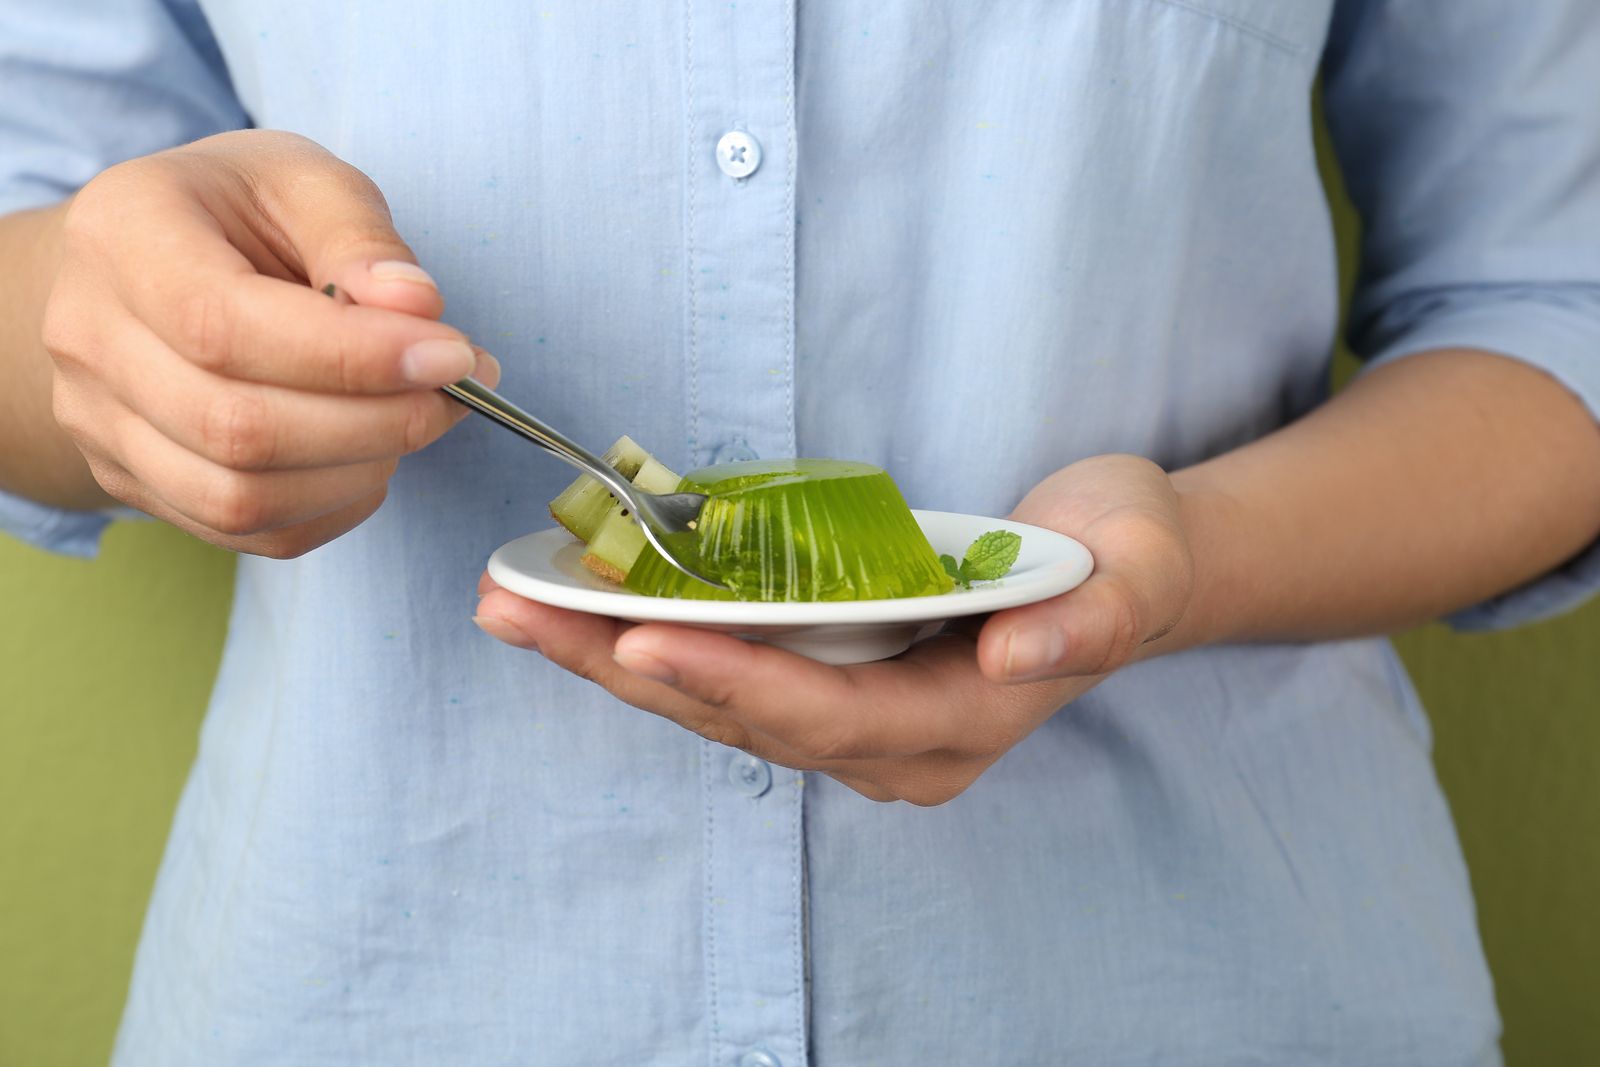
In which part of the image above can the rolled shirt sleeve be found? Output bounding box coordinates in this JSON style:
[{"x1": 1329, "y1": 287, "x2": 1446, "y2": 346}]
[
  {"x1": 0, "y1": 0, "x2": 246, "y2": 555},
  {"x1": 1323, "y1": 0, "x2": 1600, "y2": 630}
]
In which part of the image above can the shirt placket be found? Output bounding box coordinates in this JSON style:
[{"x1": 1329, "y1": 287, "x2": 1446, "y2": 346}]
[
  {"x1": 683, "y1": 0, "x2": 798, "y2": 469},
  {"x1": 684, "y1": 7, "x2": 806, "y2": 1064}
]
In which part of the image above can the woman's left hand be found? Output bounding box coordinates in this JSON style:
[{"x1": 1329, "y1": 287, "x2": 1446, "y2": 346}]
[{"x1": 474, "y1": 454, "x2": 1198, "y2": 805}]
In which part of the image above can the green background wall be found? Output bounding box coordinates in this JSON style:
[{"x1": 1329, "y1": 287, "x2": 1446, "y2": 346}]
[{"x1": 3, "y1": 112, "x2": 1599, "y2": 1067}]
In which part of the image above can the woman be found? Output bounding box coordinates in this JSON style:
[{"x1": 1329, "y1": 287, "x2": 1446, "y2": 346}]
[{"x1": 2, "y1": 1, "x2": 1597, "y2": 1063}]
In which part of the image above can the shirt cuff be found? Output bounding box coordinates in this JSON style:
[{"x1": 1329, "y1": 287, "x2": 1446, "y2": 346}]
[
  {"x1": 0, "y1": 486, "x2": 117, "y2": 558},
  {"x1": 1354, "y1": 286, "x2": 1600, "y2": 631}
]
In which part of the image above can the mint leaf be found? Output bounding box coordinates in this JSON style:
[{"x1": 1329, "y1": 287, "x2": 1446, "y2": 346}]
[
  {"x1": 939, "y1": 553, "x2": 968, "y2": 589},
  {"x1": 960, "y1": 530, "x2": 1022, "y2": 582}
]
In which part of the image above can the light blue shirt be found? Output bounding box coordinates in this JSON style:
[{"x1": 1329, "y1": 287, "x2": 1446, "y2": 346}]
[{"x1": 5, "y1": 1, "x2": 1600, "y2": 1063}]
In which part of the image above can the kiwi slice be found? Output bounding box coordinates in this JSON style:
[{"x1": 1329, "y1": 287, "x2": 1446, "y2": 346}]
[
  {"x1": 624, "y1": 458, "x2": 953, "y2": 602},
  {"x1": 548, "y1": 435, "x2": 651, "y2": 542},
  {"x1": 578, "y1": 456, "x2": 683, "y2": 582}
]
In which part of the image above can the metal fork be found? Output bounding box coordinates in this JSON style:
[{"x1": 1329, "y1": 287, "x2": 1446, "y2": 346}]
[{"x1": 442, "y1": 377, "x2": 726, "y2": 590}]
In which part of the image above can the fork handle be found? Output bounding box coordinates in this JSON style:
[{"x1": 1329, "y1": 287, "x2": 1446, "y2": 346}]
[{"x1": 440, "y1": 378, "x2": 636, "y2": 503}]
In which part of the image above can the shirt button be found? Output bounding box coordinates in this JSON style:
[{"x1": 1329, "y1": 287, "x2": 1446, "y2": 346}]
[
  {"x1": 737, "y1": 1049, "x2": 781, "y2": 1067},
  {"x1": 711, "y1": 440, "x2": 760, "y2": 465},
  {"x1": 728, "y1": 753, "x2": 772, "y2": 798},
  {"x1": 716, "y1": 130, "x2": 762, "y2": 179}
]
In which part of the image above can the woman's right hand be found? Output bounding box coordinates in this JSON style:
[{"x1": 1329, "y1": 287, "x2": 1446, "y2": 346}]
[{"x1": 41, "y1": 129, "x2": 498, "y2": 557}]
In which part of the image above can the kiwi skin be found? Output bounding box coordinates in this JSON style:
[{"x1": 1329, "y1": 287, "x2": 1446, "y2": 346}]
[
  {"x1": 548, "y1": 435, "x2": 650, "y2": 542},
  {"x1": 576, "y1": 455, "x2": 683, "y2": 582},
  {"x1": 581, "y1": 554, "x2": 628, "y2": 584}
]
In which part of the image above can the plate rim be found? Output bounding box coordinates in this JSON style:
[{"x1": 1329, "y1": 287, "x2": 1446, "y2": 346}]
[{"x1": 486, "y1": 509, "x2": 1094, "y2": 625}]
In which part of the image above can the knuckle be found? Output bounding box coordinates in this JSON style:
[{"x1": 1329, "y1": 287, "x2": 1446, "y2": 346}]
[
  {"x1": 40, "y1": 288, "x2": 96, "y2": 366},
  {"x1": 1090, "y1": 584, "x2": 1144, "y2": 675},
  {"x1": 352, "y1": 484, "x2": 389, "y2": 523},
  {"x1": 251, "y1": 531, "x2": 318, "y2": 561},
  {"x1": 691, "y1": 681, "x2": 742, "y2": 713},
  {"x1": 198, "y1": 392, "x2": 275, "y2": 470},
  {"x1": 400, "y1": 395, "x2": 437, "y2": 454},
  {"x1": 956, "y1": 725, "x2": 1005, "y2": 762},
  {"x1": 39, "y1": 296, "x2": 75, "y2": 360},
  {"x1": 571, "y1": 659, "x2": 609, "y2": 688},
  {"x1": 83, "y1": 456, "x2": 134, "y2": 504},
  {"x1": 284, "y1": 157, "x2": 383, "y2": 205},
  {"x1": 59, "y1": 176, "x2": 113, "y2": 244},
  {"x1": 174, "y1": 286, "x2": 234, "y2": 372},
  {"x1": 339, "y1": 164, "x2": 387, "y2": 206},
  {"x1": 836, "y1": 777, "x2": 898, "y2": 804},
  {"x1": 800, "y1": 725, "x2": 865, "y2": 763},
  {"x1": 64, "y1": 158, "x2": 160, "y2": 245},
  {"x1": 697, "y1": 721, "x2": 754, "y2": 752},
  {"x1": 325, "y1": 213, "x2": 398, "y2": 257},
  {"x1": 250, "y1": 488, "x2": 383, "y2": 559},
  {"x1": 895, "y1": 777, "x2": 968, "y2": 808},
  {"x1": 57, "y1": 192, "x2": 97, "y2": 246},
  {"x1": 198, "y1": 471, "x2": 268, "y2": 535},
  {"x1": 49, "y1": 381, "x2": 89, "y2": 440},
  {"x1": 329, "y1": 324, "x2": 372, "y2": 393}
]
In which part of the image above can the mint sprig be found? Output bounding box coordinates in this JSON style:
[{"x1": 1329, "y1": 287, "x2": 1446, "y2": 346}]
[{"x1": 940, "y1": 529, "x2": 1022, "y2": 589}]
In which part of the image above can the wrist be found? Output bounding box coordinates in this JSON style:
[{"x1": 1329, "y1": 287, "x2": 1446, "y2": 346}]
[
  {"x1": 1138, "y1": 469, "x2": 1248, "y2": 659},
  {"x1": 0, "y1": 202, "x2": 110, "y2": 510}
]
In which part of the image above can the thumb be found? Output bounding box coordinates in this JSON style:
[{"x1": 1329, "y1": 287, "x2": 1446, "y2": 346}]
[
  {"x1": 319, "y1": 238, "x2": 445, "y2": 321},
  {"x1": 977, "y1": 574, "x2": 1148, "y2": 684},
  {"x1": 253, "y1": 139, "x2": 446, "y2": 319},
  {"x1": 976, "y1": 533, "x2": 1192, "y2": 685}
]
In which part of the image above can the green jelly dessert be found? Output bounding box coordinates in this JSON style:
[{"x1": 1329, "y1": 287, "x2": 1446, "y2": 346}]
[{"x1": 622, "y1": 458, "x2": 954, "y2": 602}]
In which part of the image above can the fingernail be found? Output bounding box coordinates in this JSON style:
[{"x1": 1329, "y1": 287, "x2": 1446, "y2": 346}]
[
  {"x1": 1003, "y1": 626, "x2": 1065, "y2": 681},
  {"x1": 614, "y1": 648, "x2": 678, "y2": 686},
  {"x1": 402, "y1": 339, "x2": 476, "y2": 385},
  {"x1": 370, "y1": 260, "x2": 438, "y2": 289},
  {"x1": 472, "y1": 614, "x2": 538, "y2": 652}
]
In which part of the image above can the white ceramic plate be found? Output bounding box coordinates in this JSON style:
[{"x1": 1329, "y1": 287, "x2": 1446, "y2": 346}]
[{"x1": 487, "y1": 510, "x2": 1094, "y2": 664}]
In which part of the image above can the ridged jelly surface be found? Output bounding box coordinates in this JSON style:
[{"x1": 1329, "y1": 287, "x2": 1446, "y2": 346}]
[{"x1": 623, "y1": 459, "x2": 954, "y2": 602}]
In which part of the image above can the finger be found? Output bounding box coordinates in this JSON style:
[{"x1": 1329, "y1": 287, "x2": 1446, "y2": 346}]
[
  {"x1": 824, "y1": 749, "x2": 1002, "y2": 808},
  {"x1": 318, "y1": 257, "x2": 446, "y2": 320},
  {"x1": 610, "y1": 625, "x2": 998, "y2": 762},
  {"x1": 822, "y1": 770, "x2": 899, "y2": 803},
  {"x1": 449, "y1": 347, "x2": 504, "y2": 425},
  {"x1": 104, "y1": 189, "x2": 474, "y2": 394},
  {"x1": 76, "y1": 173, "x2": 471, "y2": 396},
  {"x1": 165, "y1": 131, "x2": 447, "y2": 320},
  {"x1": 108, "y1": 403, "x2": 396, "y2": 536},
  {"x1": 106, "y1": 319, "x2": 498, "y2": 470},
  {"x1": 470, "y1": 591, "x2": 760, "y2": 744},
  {"x1": 472, "y1": 594, "x2": 851, "y2": 767},
  {"x1": 141, "y1": 264, "x2": 477, "y2": 393},
  {"x1": 85, "y1": 445, "x2": 390, "y2": 559},
  {"x1": 242, "y1": 141, "x2": 448, "y2": 320},
  {"x1": 981, "y1": 476, "x2": 1193, "y2": 683},
  {"x1": 979, "y1": 565, "x2": 1175, "y2": 683}
]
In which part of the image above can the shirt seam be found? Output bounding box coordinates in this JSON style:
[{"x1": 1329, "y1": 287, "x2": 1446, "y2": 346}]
[
  {"x1": 784, "y1": 14, "x2": 804, "y2": 1063},
  {"x1": 1145, "y1": 0, "x2": 1311, "y2": 57},
  {"x1": 783, "y1": 0, "x2": 798, "y2": 460},
  {"x1": 701, "y1": 740, "x2": 721, "y2": 1067},
  {"x1": 684, "y1": 0, "x2": 702, "y2": 465},
  {"x1": 790, "y1": 771, "x2": 806, "y2": 1066}
]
